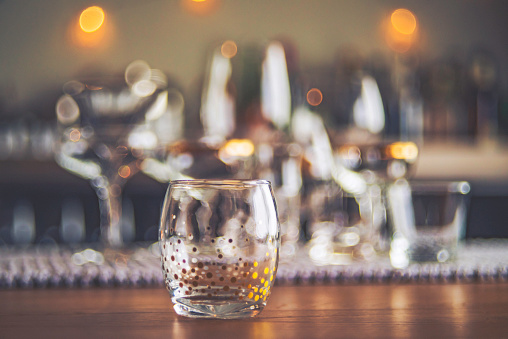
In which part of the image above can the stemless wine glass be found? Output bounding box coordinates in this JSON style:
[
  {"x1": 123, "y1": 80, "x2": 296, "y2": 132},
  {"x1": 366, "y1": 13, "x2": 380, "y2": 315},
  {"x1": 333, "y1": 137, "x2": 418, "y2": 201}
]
[
  {"x1": 55, "y1": 60, "x2": 170, "y2": 247},
  {"x1": 159, "y1": 179, "x2": 280, "y2": 319}
]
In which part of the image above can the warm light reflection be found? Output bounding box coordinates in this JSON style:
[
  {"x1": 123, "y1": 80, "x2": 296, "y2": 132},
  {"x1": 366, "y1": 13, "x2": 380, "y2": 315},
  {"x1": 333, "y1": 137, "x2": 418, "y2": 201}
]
[
  {"x1": 79, "y1": 6, "x2": 105, "y2": 33},
  {"x1": 221, "y1": 139, "x2": 255, "y2": 157},
  {"x1": 118, "y1": 165, "x2": 131, "y2": 178},
  {"x1": 70, "y1": 5, "x2": 112, "y2": 48},
  {"x1": 385, "y1": 8, "x2": 418, "y2": 53},
  {"x1": 181, "y1": 0, "x2": 219, "y2": 15},
  {"x1": 391, "y1": 9, "x2": 417, "y2": 35},
  {"x1": 221, "y1": 40, "x2": 238, "y2": 58},
  {"x1": 306, "y1": 88, "x2": 323, "y2": 106},
  {"x1": 69, "y1": 129, "x2": 81, "y2": 142},
  {"x1": 386, "y1": 142, "x2": 418, "y2": 162}
]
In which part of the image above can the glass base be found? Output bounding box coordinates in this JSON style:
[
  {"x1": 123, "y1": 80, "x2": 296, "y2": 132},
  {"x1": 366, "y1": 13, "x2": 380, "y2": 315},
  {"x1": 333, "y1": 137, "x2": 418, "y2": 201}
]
[
  {"x1": 408, "y1": 244, "x2": 455, "y2": 263},
  {"x1": 172, "y1": 296, "x2": 265, "y2": 319}
]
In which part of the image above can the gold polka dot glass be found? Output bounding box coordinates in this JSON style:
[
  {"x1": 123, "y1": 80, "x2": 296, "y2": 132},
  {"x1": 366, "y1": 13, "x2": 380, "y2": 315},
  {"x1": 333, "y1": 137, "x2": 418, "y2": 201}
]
[{"x1": 159, "y1": 179, "x2": 280, "y2": 319}]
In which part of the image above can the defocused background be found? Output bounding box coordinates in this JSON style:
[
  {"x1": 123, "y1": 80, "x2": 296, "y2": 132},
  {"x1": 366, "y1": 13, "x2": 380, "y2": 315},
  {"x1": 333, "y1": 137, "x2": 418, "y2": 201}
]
[{"x1": 1, "y1": 0, "x2": 508, "y2": 246}]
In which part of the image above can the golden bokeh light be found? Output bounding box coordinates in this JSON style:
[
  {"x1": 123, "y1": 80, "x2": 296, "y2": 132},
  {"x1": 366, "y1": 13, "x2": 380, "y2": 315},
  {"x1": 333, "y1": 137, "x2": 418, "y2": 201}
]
[
  {"x1": 391, "y1": 9, "x2": 417, "y2": 35},
  {"x1": 384, "y1": 8, "x2": 419, "y2": 53},
  {"x1": 118, "y1": 165, "x2": 132, "y2": 179},
  {"x1": 70, "y1": 6, "x2": 113, "y2": 48},
  {"x1": 386, "y1": 142, "x2": 418, "y2": 162},
  {"x1": 69, "y1": 129, "x2": 81, "y2": 142},
  {"x1": 181, "y1": 0, "x2": 220, "y2": 15},
  {"x1": 79, "y1": 6, "x2": 105, "y2": 33},
  {"x1": 306, "y1": 88, "x2": 323, "y2": 106},
  {"x1": 221, "y1": 40, "x2": 238, "y2": 59},
  {"x1": 223, "y1": 139, "x2": 255, "y2": 157},
  {"x1": 218, "y1": 139, "x2": 255, "y2": 164}
]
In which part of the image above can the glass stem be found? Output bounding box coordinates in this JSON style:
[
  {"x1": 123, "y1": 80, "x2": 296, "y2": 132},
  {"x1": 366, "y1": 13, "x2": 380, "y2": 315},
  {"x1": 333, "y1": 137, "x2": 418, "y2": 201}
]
[{"x1": 94, "y1": 176, "x2": 124, "y2": 248}]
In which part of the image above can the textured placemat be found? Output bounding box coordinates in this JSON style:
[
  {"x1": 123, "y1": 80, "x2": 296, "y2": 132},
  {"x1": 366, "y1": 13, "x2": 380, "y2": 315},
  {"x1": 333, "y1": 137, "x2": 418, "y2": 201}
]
[{"x1": 1, "y1": 240, "x2": 508, "y2": 289}]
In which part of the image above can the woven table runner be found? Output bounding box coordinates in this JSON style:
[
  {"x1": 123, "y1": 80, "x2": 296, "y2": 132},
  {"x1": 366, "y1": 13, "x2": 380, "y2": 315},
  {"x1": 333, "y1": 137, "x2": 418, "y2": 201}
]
[{"x1": 1, "y1": 240, "x2": 507, "y2": 288}]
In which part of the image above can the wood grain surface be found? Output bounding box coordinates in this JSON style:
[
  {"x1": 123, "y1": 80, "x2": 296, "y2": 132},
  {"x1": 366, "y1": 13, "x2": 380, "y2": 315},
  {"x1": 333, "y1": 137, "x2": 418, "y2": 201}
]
[{"x1": 1, "y1": 283, "x2": 508, "y2": 338}]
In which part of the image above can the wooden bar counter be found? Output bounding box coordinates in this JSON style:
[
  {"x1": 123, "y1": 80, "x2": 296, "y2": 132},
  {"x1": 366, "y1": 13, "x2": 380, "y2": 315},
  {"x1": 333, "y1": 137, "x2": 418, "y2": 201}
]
[{"x1": 1, "y1": 283, "x2": 508, "y2": 338}]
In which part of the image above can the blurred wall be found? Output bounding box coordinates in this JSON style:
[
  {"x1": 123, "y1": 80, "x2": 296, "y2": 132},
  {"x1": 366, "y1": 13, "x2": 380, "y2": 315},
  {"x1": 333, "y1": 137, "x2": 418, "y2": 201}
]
[{"x1": 1, "y1": 0, "x2": 507, "y2": 112}]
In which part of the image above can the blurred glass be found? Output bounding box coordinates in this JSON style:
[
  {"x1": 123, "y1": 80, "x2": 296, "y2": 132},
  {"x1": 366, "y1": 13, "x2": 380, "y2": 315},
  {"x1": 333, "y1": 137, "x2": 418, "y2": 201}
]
[
  {"x1": 329, "y1": 50, "x2": 423, "y2": 180},
  {"x1": 324, "y1": 49, "x2": 424, "y2": 253},
  {"x1": 388, "y1": 180, "x2": 471, "y2": 268},
  {"x1": 54, "y1": 60, "x2": 172, "y2": 247},
  {"x1": 148, "y1": 40, "x2": 304, "y2": 261},
  {"x1": 151, "y1": 40, "x2": 260, "y2": 182},
  {"x1": 306, "y1": 180, "x2": 378, "y2": 265}
]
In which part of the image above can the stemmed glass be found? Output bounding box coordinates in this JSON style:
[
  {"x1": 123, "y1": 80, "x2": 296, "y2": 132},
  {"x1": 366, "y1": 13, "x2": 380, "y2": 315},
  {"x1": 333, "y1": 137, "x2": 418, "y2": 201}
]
[
  {"x1": 146, "y1": 40, "x2": 303, "y2": 261},
  {"x1": 54, "y1": 60, "x2": 170, "y2": 248},
  {"x1": 199, "y1": 39, "x2": 303, "y2": 260},
  {"x1": 326, "y1": 49, "x2": 423, "y2": 254},
  {"x1": 146, "y1": 40, "x2": 258, "y2": 182}
]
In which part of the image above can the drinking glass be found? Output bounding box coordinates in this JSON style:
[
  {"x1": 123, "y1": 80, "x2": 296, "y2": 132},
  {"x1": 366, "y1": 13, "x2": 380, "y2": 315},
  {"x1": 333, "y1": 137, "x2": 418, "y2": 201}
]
[
  {"x1": 159, "y1": 179, "x2": 280, "y2": 319},
  {"x1": 55, "y1": 60, "x2": 170, "y2": 247},
  {"x1": 325, "y1": 50, "x2": 424, "y2": 253},
  {"x1": 388, "y1": 180, "x2": 471, "y2": 268},
  {"x1": 157, "y1": 40, "x2": 303, "y2": 261}
]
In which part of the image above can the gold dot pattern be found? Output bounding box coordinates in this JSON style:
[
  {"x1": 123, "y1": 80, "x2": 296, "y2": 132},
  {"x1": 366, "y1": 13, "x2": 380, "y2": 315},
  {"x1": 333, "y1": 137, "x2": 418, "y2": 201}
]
[{"x1": 161, "y1": 236, "x2": 278, "y2": 304}]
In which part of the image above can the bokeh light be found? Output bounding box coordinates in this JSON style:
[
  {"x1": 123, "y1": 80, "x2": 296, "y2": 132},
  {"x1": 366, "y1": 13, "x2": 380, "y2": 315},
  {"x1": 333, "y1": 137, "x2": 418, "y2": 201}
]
[
  {"x1": 56, "y1": 95, "x2": 80, "y2": 125},
  {"x1": 79, "y1": 6, "x2": 105, "y2": 33},
  {"x1": 118, "y1": 165, "x2": 132, "y2": 179},
  {"x1": 386, "y1": 142, "x2": 419, "y2": 162},
  {"x1": 391, "y1": 9, "x2": 417, "y2": 35},
  {"x1": 70, "y1": 6, "x2": 112, "y2": 48},
  {"x1": 181, "y1": 0, "x2": 220, "y2": 15},
  {"x1": 384, "y1": 8, "x2": 418, "y2": 53},
  {"x1": 221, "y1": 40, "x2": 238, "y2": 59},
  {"x1": 69, "y1": 129, "x2": 81, "y2": 142},
  {"x1": 306, "y1": 88, "x2": 323, "y2": 106},
  {"x1": 222, "y1": 139, "x2": 255, "y2": 157}
]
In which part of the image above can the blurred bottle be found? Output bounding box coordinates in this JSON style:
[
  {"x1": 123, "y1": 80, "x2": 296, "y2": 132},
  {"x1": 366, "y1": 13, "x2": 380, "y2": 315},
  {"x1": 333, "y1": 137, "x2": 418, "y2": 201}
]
[
  {"x1": 420, "y1": 56, "x2": 468, "y2": 140},
  {"x1": 465, "y1": 48, "x2": 500, "y2": 144}
]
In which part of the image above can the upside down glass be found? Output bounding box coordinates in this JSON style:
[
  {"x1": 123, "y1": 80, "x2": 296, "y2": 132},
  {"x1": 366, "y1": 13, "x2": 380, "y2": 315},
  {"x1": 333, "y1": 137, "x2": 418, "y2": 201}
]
[{"x1": 159, "y1": 180, "x2": 280, "y2": 319}]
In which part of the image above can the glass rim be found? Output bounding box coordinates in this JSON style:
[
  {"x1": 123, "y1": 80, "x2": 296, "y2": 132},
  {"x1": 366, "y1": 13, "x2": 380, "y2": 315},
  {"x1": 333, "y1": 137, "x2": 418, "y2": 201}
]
[{"x1": 169, "y1": 179, "x2": 271, "y2": 188}]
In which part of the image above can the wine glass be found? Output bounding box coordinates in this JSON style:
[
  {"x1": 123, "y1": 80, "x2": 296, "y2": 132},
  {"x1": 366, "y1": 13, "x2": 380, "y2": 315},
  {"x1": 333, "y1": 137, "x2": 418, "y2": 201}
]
[
  {"x1": 54, "y1": 60, "x2": 171, "y2": 248},
  {"x1": 201, "y1": 39, "x2": 302, "y2": 260},
  {"x1": 326, "y1": 49, "x2": 424, "y2": 253},
  {"x1": 146, "y1": 40, "x2": 259, "y2": 182},
  {"x1": 149, "y1": 39, "x2": 303, "y2": 261}
]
